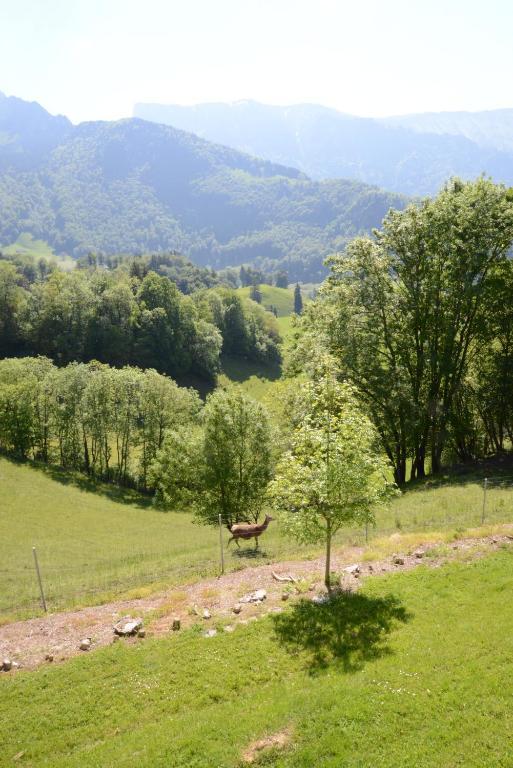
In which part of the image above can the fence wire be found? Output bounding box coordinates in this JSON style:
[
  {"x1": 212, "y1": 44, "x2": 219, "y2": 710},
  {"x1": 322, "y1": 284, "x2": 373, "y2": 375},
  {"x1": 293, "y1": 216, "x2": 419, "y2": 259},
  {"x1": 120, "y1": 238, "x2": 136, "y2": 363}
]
[{"x1": 3, "y1": 477, "x2": 513, "y2": 621}]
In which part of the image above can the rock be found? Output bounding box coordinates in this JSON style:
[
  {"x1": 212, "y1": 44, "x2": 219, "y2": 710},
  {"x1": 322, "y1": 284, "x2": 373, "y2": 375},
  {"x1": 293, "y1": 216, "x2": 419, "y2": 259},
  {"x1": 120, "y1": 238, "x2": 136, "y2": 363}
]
[
  {"x1": 2, "y1": 658, "x2": 12, "y2": 672},
  {"x1": 413, "y1": 549, "x2": 425, "y2": 558},
  {"x1": 281, "y1": 592, "x2": 290, "y2": 601},
  {"x1": 311, "y1": 594, "x2": 329, "y2": 605},
  {"x1": 368, "y1": 564, "x2": 374, "y2": 572},
  {"x1": 202, "y1": 609, "x2": 212, "y2": 620},
  {"x1": 171, "y1": 618, "x2": 181, "y2": 631},
  {"x1": 204, "y1": 628, "x2": 217, "y2": 638},
  {"x1": 232, "y1": 603, "x2": 243, "y2": 614},
  {"x1": 224, "y1": 625, "x2": 234, "y2": 633},
  {"x1": 271, "y1": 571, "x2": 297, "y2": 583},
  {"x1": 137, "y1": 629, "x2": 146, "y2": 638},
  {"x1": 113, "y1": 618, "x2": 143, "y2": 636},
  {"x1": 344, "y1": 564, "x2": 360, "y2": 575},
  {"x1": 79, "y1": 638, "x2": 91, "y2": 651},
  {"x1": 240, "y1": 589, "x2": 267, "y2": 604},
  {"x1": 45, "y1": 653, "x2": 54, "y2": 663},
  {"x1": 393, "y1": 556, "x2": 405, "y2": 565},
  {"x1": 11, "y1": 662, "x2": 20, "y2": 670}
]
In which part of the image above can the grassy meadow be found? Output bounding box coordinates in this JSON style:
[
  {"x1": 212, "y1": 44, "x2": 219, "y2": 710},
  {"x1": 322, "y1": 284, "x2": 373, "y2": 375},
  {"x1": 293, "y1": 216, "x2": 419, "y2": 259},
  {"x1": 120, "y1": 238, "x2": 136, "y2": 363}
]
[
  {"x1": 237, "y1": 284, "x2": 296, "y2": 316},
  {"x1": 2, "y1": 232, "x2": 75, "y2": 270},
  {"x1": 2, "y1": 548, "x2": 513, "y2": 766},
  {"x1": 1, "y1": 455, "x2": 512, "y2": 622}
]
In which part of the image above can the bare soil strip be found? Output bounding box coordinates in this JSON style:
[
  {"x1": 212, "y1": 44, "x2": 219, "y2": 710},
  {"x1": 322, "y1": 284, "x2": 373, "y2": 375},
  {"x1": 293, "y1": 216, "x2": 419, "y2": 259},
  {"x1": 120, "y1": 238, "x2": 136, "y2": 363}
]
[{"x1": 2, "y1": 530, "x2": 512, "y2": 671}]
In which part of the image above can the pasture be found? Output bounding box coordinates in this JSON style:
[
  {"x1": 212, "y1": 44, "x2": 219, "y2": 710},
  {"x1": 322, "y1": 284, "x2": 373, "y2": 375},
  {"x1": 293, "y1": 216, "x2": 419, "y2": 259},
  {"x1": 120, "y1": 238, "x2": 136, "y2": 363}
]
[
  {"x1": 2, "y1": 232, "x2": 75, "y2": 269},
  {"x1": 237, "y1": 284, "x2": 296, "y2": 316},
  {"x1": 1, "y1": 456, "x2": 513, "y2": 621},
  {"x1": 2, "y1": 548, "x2": 513, "y2": 766}
]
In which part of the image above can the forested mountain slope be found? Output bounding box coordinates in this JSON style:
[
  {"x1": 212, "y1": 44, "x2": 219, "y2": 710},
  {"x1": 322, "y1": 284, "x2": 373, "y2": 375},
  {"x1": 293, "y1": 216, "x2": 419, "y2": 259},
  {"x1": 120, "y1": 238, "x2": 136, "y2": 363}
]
[
  {"x1": 134, "y1": 100, "x2": 513, "y2": 196},
  {"x1": 0, "y1": 93, "x2": 405, "y2": 281}
]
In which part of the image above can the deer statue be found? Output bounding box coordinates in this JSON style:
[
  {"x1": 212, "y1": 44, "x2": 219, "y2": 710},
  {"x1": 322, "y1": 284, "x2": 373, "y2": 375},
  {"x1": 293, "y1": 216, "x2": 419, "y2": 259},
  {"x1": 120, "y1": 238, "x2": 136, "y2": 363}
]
[{"x1": 228, "y1": 515, "x2": 274, "y2": 549}]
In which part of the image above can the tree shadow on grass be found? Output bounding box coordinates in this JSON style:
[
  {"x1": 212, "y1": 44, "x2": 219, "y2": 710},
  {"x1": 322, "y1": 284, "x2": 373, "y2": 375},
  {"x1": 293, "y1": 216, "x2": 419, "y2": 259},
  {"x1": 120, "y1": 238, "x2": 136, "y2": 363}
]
[{"x1": 272, "y1": 589, "x2": 411, "y2": 673}]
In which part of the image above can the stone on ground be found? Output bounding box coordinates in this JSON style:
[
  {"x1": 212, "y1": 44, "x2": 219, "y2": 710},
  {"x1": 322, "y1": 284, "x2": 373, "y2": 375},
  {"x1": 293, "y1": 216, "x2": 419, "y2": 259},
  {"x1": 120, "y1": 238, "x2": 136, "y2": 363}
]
[{"x1": 113, "y1": 618, "x2": 143, "y2": 636}]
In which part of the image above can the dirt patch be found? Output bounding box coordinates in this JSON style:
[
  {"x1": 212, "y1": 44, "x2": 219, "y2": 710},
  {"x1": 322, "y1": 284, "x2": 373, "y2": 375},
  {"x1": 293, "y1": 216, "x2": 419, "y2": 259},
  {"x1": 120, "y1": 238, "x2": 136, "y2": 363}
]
[
  {"x1": 241, "y1": 725, "x2": 293, "y2": 764},
  {"x1": 1, "y1": 529, "x2": 512, "y2": 672}
]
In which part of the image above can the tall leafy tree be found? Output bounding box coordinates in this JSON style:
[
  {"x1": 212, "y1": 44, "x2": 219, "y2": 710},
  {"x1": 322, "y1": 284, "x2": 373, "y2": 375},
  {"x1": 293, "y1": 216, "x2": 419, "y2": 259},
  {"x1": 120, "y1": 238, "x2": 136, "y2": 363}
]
[{"x1": 312, "y1": 179, "x2": 513, "y2": 481}]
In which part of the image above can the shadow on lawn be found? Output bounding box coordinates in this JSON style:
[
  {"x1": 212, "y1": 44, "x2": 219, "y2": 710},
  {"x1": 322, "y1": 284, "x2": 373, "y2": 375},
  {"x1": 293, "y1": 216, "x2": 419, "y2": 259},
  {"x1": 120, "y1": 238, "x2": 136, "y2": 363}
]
[
  {"x1": 272, "y1": 589, "x2": 411, "y2": 673},
  {"x1": 230, "y1": 547, "x2": 269, "y2": 560}
]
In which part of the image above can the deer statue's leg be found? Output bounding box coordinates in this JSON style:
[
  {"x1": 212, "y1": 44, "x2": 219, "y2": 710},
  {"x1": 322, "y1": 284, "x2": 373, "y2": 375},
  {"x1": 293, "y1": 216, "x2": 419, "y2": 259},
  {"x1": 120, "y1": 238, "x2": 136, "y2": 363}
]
[
  {"x1": 254, "y1": 537, "x2": 259, "y2": 550},
  {"x1": 227, "y1": 536, "x2": 233, "y2": 547},
  {"x1": 235, "y1": 537, "x2": 241, "y2": 548}
]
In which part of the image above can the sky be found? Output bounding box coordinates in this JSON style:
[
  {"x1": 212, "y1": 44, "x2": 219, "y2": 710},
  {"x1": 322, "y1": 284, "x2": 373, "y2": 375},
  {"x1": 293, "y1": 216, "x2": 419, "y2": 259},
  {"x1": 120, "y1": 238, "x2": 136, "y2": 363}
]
[{"x1": 1, "y1": 0, "x2": 512, "y2": 124}]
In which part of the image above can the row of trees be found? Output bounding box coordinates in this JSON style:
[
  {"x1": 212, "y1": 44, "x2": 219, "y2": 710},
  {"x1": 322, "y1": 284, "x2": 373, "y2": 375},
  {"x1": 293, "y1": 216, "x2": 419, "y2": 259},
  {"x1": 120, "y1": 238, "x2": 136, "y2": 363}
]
[
  {"x1": 0, "y1": 357, "x2": 200, "y2": 488},
  {"x1": 295, "y1": 179, "x2": 513, "y2": 483},
  {"x1": 0, "y1": 261, "x2": 281, "y2": 381}
]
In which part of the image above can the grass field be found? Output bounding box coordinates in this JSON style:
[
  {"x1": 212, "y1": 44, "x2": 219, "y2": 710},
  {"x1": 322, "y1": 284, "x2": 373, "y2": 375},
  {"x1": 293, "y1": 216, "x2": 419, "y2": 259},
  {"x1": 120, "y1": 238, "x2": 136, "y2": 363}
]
[
  {"x1": 237, "y1": 285, "x2": 296, "y2": 316},
  {"x1": 2, "y1": 548, "x2": 513, "y2": 766},
  {"x1": 1, "y1": 456, "x2": 513, "y2": 621},
  {"x1": 2, "y1": 233, "x2": 75, "y2": 270}
]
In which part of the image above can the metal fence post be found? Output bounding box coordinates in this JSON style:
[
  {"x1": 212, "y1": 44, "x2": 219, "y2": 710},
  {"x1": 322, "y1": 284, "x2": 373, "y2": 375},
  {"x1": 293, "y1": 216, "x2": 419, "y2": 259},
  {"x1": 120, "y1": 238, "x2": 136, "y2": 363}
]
[
  {"x1": 218, "y1": 514, "x2": 225, "y2": 576},
  {"x1": 32, "y1": 546, "x2": 47, "y2": 613},
  {"x1": 481, "y1": 477, "x2": 488, "y2": 524}
]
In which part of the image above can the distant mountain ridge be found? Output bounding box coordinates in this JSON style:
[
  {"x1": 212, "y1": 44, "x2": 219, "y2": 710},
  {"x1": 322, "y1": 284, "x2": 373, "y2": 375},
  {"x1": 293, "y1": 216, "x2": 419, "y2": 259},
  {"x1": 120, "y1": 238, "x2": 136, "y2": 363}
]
[
  {"x1": 134, "y1": 101, "x2": 513, "y2": 195},
  {"x1": 0, "y1": 93, "x2": 405, "y2": 281},
  {"x1": 382, "y1": 109, "x2": 513, "y2": 153}
]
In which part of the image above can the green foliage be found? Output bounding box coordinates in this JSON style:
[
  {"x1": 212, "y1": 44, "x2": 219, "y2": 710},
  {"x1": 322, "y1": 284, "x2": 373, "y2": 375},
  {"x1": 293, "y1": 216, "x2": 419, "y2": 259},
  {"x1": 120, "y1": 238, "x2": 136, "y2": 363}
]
[
  {"x1": 293, "y1": 282, "x2": 303, "y2": 315},
  {"x1": 303, "y1": 178, "x2": 513, "y2": 482},
  {"x1": 152, "y1": 387, "x2": 274, "y2": 528},
  {"x1": 270, "y1": 368, "x2": 392, "y2": 589},
  {"x1": 0, "y1": 259, "x2": 281, "y2": 381},
  {"x1": 0, "y1": 357, "x2": 200, "y2": 489}
]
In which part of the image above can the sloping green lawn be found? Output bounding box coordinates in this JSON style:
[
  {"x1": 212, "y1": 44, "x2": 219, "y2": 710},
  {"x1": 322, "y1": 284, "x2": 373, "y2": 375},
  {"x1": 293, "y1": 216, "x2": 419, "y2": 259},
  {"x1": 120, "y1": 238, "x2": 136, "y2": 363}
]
[
  {"x1": 237, "y1": 285, "x2": 296, "y2": 316},
  {"x1": 1, "y1": 455, "x2": 513, "y2": 621},
  {"x1": 2, "y1": 549, "x2": 513, "y2": 766}
]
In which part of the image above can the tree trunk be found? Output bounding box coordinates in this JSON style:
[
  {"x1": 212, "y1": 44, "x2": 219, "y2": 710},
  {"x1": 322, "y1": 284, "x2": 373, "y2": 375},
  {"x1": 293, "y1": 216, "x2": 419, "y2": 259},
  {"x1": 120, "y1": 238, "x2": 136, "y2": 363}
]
[{"x1": 324, "y1": 521, "x2": 332, "y2": 593}]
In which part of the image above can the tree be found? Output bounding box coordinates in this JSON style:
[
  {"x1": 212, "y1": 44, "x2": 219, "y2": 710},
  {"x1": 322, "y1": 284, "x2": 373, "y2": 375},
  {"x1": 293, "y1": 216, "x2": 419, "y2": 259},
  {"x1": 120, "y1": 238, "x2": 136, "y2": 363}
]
[
  {"x1": 275, "y1": 270, "x2": 289, "y2": 289},
  {"x1": 294, "y1": 283, "x2": 303, "y2": 315},
  {"x1": 310, "y1": 178, "x2": 513, "y2": 482},
  {"x1": 198, "y1": 388, "x2": 273, "y2": 528},
  {"x1": 269, "y1": 366, "x2": 392, "y2": 592},
  {"x1": 250, "y1": 282, "x2": 262, "y2": 304}
]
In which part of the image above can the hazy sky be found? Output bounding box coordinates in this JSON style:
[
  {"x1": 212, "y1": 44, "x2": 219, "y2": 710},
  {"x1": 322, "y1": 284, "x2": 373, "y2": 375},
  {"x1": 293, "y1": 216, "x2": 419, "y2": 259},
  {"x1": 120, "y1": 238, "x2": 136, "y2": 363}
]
[{"x1": 1, "y1": 0, "x2": 512, "y2": 123}]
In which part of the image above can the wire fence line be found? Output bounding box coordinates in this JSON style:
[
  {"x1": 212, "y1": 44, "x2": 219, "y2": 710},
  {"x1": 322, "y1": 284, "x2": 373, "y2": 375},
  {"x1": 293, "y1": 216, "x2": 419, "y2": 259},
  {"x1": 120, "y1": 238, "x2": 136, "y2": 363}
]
[{"x1": 3, "y1": 477, "x2": 513, "y2": 621}]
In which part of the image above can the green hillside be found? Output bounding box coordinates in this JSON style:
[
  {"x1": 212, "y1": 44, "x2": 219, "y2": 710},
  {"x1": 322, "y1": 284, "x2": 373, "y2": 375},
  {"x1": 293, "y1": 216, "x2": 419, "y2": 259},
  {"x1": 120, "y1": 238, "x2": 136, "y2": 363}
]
[
  {"x1": 3, "y1": 549, "x2": 513, "y2": 765},
  {"x1": 0, "y1": 93, "x2": 406, "y2": 282},
  {"x1": 237, "y1": 285, "x2": 295, "y2": 316},
  {"x1": 2, "y1": 232, "x2": 74, "y2": 269}
]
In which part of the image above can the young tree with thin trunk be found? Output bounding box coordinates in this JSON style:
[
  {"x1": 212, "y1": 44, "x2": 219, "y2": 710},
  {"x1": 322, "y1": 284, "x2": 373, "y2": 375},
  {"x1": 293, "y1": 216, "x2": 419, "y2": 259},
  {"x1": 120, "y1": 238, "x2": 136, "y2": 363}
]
[{"x1": 269, "y1": 364, "x2": 392, "y2": 592}]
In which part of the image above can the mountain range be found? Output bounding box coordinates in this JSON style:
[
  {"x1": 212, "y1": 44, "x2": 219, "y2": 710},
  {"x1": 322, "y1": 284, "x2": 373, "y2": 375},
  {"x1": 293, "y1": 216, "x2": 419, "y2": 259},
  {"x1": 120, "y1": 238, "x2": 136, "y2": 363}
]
[
  {"x1": 0, "y1": 92, "x2": 405, "y2": 281},
  {"x1": 134, "y1": 101, "x2": 513, "y2": 196}
]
